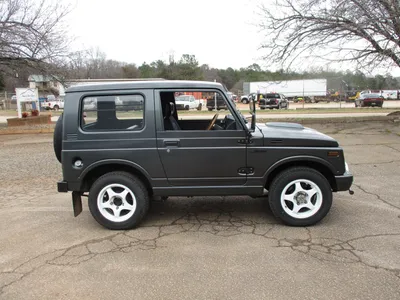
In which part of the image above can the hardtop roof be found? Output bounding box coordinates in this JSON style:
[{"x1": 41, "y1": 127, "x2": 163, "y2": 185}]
[{"x1": 65, "y1": 80, "x2": 225, "y2": 93}]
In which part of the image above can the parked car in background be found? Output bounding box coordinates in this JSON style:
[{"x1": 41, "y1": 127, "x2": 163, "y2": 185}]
[
  {"x1": 240, "y1": 95, "x2": 249, "y2": 104},
  {"x1": 355, "y1": 93, "x2": 384, "y2": 108},
  {"x1": 175, "y1": 95, "x2": 204, "y2": 111},
  {"x1": 41, "y1": 96, "x2": 64, "y2": 111},
  {"x1": 206, "y1": 93, "x2": 229, "y2": 111},
  {"x1": 259, "y1": 93, "x2": 289, "y2": 109}
]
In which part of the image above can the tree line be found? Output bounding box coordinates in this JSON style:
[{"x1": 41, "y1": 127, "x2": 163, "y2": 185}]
[{"x1": 2, "y1": 0, "x2": 400, "y2": 96}]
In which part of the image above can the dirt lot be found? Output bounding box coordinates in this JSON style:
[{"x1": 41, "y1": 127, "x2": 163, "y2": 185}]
[{"x1": 0, "y1": 121, "x2": 400, "y2": 300}]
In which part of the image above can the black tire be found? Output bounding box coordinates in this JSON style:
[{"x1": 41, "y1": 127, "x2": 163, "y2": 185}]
[
  {"x1": 185, "y1": 105, "x2": 189, "y2": 110},
  {"x1": 241, "y1": 99, "x2": 249, "y2": 104},
  {"x1": 88, "y1": 172, "x2": 150, "y2": 230},
  {"x1": 53, "y1": 113, "x2": 63, "y2": 163},
  {"x1": 208, "y1": 108, "x2": 213, "y2": 111},
  {"x1": 197, "y1": 103, "x2": 202, "y2": 111},
  {"x1": 53, "y1": 105, "x2": 59, "y2": 111},
  {"x1": 277, "y1": 104, "x2": 281, "y2": 110},
  {"x1": 268, "y1": 167, "x2": 332, "y2": 226}
]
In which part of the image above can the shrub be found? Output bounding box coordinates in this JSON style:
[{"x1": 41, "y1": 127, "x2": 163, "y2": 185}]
[
  {"x1": 31, "y1": 109, "x2": 39, "y2": 116},
  {"x1": 22, "y1": 112, "x2": 29, "y2": 118}
]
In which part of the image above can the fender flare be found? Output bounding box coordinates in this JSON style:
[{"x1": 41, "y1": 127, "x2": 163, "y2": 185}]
[
  {"x1": 79, "y1": 159, "x2": 152, "y2": 185},
  {"x1": 262, "y1": 156, "x2": 337, "y2": 185}
]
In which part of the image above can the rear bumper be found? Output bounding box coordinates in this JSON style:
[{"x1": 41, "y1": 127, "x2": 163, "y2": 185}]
[
  {"x1": 58, "y1": 180, "x2": 81, "y2": 192},
  {"x1": 334, "y1": 172, "x2": 353, "y2": 191},
  {"x1": 362, "y1": 100, "x2": 383, "y2": 106},
  {"x1": 259, "y1": 104, "x2": 279, "y2": 108},
  {"x1": 58, "y1": 180, "x2": 68, "y2": 192}
]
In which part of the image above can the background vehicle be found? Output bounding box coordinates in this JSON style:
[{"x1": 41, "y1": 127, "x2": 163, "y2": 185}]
[
  {"x1": 41, "y1": 95, "x2": 64, "y2": 110},
  {"x1": 258, "y1": 93, "x2": 289, "y2": 109},
  {"x1": 355, "y1": 93, "x2": 384, "y2": 107},
  {"x1": 244, "y1": 79, "x2": 329, "y2": 102},
  {"x1": 206, "y1": 93, "x2": 228, "y2": 111},
  {"x1": 175, "y1": 95, "x2": 199, "y2": 110}
]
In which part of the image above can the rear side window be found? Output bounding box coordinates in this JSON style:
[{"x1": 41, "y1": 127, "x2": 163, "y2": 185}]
[{"x1": 81, "y1": 94, "x2": 144, "y2": 131}]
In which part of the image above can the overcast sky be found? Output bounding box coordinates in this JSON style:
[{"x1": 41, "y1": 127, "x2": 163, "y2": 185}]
[
  {"x1": 63, "y1": 0, "x2": 400, "y2": 76},
  {"x1": 66, "y1": 0, "x2": 266, "y2": 69}
]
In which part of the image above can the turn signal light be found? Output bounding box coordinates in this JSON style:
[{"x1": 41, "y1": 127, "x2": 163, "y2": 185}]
[{"x1": 328, "y1": 151, "x2": 340, "y2": 157}]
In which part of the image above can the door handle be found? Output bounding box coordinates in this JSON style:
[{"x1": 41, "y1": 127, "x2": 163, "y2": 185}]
[{"x1": 163, "y1": 139, "x2": 180, "y2": 147}]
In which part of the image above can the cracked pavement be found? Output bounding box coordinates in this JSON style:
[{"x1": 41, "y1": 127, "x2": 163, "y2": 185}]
[{"x1": 1, "y1": 121, "x2": 400, "y2": 299}]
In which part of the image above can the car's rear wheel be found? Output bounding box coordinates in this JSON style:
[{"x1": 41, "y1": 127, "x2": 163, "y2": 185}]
[
  {"x1": 241, "y1": 99, "x2": 249, "y2": 104},
  {"x1": 268, "y1": 167, "x2": 332, "y2": 226},
  {"x1": 197, "y1": 103, "x2": 202, "y2": 111},
  {"x1": 53, "y1": 105, "x2": 59, "y2": 111},
  {"x1": 185, "y1": 105, "x2": 189, "y2": 110},
  {"x1": 88, "y1": 172, "x2": 150, "y2": 230}
]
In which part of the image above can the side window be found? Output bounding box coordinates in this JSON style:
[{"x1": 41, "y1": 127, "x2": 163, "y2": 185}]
[
  {"x1": 159, "y1": 90, "x2": 243, "y2": 131},
  {"x1": 81, "y1": 94, "x2": 144, "y2": 131}
]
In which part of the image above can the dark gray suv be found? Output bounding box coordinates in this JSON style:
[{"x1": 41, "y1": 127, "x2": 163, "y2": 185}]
[
  {"x1": 54, "y1": 80, "x2": 353, "y2": 230},
  {"x1": 259, "y1": 93, "x2": 289, "y2": 110}
]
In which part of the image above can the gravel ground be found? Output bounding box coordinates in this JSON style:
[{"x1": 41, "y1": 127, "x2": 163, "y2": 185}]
[
  {"x1": 0, "y1": 121, "x2": 400, "y2": 300},
  {"x1": 0, "y1": 134, "x2": 60, "y2": 208}
]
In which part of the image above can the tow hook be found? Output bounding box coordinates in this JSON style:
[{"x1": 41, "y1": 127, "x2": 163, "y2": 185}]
[{"x1": 349, "y1": 189, "x2": 354, "y2": 195}]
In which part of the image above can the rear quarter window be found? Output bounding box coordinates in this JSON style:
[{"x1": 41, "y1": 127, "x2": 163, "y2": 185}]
[{"x1": 81, "y1": 94, "x2": 144, "y2": 131}]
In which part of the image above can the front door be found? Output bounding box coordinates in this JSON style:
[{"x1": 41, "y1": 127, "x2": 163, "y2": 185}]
[{"x1": 155, "y1": 88, "x2": 248, "y2": 187}]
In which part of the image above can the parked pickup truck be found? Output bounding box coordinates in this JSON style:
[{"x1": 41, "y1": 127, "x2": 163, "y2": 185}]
[
  {"x1": 41, "y1": 95, "x2": 64, "y2": 111},
  {"x1": 175, "y1": 95, "x2": 204, "y2": 111},
  {"x1": 54, "y1": 80, "x2": 353, "y2": 230}
]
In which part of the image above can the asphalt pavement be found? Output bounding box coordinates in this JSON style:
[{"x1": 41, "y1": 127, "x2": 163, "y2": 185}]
[{"x1": 0, "y1": 121, "x2": 399, "y2": 299}]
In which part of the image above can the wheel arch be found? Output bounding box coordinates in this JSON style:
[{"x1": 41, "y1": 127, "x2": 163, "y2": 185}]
[
  {"x1": 79, "y1": 160, "x2": 153, "y2": 195},
  {"x1": 263, "y1": 157, "x2": 337, "y2": 191}
]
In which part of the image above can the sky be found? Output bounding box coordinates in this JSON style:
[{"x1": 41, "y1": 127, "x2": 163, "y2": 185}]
[
  {"x1": 65, "y1": 0, "x2": 266, "y2": 69},
  {"x1": 62, "y1": 0, "x2": 400, "y2": 76}
]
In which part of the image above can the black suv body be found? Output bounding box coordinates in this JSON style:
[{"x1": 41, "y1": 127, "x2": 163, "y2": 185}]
[{"x1": 55, "y1": 80, "x2": 353, "y2": 230}]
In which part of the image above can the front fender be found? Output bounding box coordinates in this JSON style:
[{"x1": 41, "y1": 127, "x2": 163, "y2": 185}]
[{"x1": 262, "y1": 155, "x2": 337, "y2": 184}]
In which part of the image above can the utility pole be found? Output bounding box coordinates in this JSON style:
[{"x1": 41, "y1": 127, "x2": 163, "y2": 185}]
[{"x1": 214, "y1": 79, "x2": 217, "y2": 111}]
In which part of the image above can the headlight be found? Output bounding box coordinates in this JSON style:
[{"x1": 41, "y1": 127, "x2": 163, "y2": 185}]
[{"x1": 345, "y1": 162, "x2": 349, "y2": 173}]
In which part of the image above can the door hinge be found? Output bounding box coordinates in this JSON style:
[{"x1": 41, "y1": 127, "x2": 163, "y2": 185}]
[{"x1": 238, "y1": 167, "x2": 254, "y2": 175}]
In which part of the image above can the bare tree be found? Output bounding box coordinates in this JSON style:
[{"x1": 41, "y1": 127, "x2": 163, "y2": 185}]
[
  {"x1": 259, "y1": 0, "x2": 400, "y2": 72},
  {"x1": 0, "y1": 0, "x2": 73, "y2": 74}
]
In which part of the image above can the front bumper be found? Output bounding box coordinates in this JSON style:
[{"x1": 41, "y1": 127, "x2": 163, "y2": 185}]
[{"x1": 334, "y1": 172, "x2": 353, "y2": 191}]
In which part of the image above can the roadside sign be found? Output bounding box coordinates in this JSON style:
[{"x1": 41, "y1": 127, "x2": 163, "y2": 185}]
[{"x1": 15, "y1": 88, "x2": 39, "y2": 118}]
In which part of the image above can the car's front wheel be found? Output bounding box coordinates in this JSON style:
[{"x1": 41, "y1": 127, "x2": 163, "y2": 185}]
[
  {"x1": 268, "y1": 167, "x2": 332, "y2": 226},
  {"x1": 88, "y1": 172, "x2": 150, "y2": 230}
]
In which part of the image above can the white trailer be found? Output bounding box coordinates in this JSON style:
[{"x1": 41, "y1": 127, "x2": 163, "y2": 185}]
[{"x1": 248, "y1": 79, "x2": 328, "y2": 100}]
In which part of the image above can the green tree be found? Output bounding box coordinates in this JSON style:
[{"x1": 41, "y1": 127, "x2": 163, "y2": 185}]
[{"x1": 218, "y1": 67, "x2": 240, "y2": 90}]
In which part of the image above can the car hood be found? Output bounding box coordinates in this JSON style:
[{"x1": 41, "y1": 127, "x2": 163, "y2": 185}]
[{"x1": 256, "y1": 122, "x2": 339, "y2": 147}]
